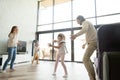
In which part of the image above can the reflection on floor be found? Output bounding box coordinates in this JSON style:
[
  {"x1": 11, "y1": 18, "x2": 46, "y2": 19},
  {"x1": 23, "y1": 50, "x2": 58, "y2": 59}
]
[{"x1": 0, "y1": 61, "x2": 96, "y2": 80}]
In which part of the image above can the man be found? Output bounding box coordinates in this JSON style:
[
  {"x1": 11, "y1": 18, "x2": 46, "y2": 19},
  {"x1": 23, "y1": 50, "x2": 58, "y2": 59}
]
[{"x1": 71, "y1": 15, "x2": 97, "y2": 80}]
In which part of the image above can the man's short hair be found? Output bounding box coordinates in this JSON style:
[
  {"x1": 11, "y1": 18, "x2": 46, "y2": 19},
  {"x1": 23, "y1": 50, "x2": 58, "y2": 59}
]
[{"x1": 77, "y1": 15, "x2": 85, "y2": 22}]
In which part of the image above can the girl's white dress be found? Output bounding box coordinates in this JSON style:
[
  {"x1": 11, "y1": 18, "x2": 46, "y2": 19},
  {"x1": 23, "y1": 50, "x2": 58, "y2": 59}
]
[{"x1": 58, "y1": 40, "x2": 68, "y2": 55}]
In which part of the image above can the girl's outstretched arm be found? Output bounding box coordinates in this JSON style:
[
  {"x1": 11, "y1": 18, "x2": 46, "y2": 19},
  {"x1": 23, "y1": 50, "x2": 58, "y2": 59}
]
[{"x1": 48, "y1": 43, "x2": 63, "y2": 49}]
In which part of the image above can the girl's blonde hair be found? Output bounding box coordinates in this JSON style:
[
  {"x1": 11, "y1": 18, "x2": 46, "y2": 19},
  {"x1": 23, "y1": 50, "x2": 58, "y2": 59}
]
[{"x1": 58, "y1": 33, "x2": 65, "y2": 40}]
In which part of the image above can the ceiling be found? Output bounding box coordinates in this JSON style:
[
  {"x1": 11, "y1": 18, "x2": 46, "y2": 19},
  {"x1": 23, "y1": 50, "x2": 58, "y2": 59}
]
[{"x1": 39, "y1": 0, "x2": 71, "y2": 7}]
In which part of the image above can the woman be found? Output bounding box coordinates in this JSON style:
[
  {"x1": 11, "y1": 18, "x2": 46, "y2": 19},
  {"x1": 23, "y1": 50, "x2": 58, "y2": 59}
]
[{"x1": 2, "y1": 26, "x2": 19, "y2": 72}]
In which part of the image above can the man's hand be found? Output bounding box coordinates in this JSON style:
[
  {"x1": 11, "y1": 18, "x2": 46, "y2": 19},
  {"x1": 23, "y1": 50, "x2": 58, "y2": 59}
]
[{"x1": 70, "y1": 34, "x2": 77, "y2": 40}]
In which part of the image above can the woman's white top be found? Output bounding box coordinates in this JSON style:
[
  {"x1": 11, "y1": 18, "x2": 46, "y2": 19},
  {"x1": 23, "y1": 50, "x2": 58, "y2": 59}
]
[{"x1": 7, "y1": 33, "x2": 18, "y2": 47}]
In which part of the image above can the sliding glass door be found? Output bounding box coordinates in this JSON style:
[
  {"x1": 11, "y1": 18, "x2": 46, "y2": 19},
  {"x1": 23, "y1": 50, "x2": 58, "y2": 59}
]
[{"x1": 39, "y1": 33, "x2": 52, "y2": 60}]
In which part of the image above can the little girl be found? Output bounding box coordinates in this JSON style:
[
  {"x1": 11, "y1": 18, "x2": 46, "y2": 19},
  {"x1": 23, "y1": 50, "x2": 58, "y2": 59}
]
[
  {"x1": 32, "y1": 41, "x2": 40, "y2": 64},
  {"x1": 48, "y1": 33, "x2": 68, "y2": 78}
]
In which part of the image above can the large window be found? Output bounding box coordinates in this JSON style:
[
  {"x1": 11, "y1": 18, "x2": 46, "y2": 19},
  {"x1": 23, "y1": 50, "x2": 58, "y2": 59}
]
[
  {"x1": 74, "y1": 32, "x2": 96, "y2": 62},
  {"x1": 54, "y1": 21, "x2": 71, "y2": 30},
  {"x1": 38, "y1": 6, "x2": 53, "y2": 25},
  {"x1": 39, "y1": 33, "x2": 52, "y2": 60},
  {"x1": 96, "y1": 0, "x2": 120, "y2": 16},
  {"x1": 97, "y1": 15, "x2": 120, "y2": 24},
  {"x1": 38, "y1": 24, "x2": 52, "y2": 31},
  {"x1": 73, "y1": 0, "x2": 95, "y2": 20},
  {"x1": 54, "y1": 1, "x2": 71, "y2": 22},
  {"x1": 38, "y1": 0, "x2": 53, "y2": 32},
  {"x1": 36, "y1": 0, "x2": 120, "y2": 62}
]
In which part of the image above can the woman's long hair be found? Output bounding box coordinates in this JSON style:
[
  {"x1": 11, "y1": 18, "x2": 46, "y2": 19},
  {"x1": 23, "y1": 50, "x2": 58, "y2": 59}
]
[{"x1": 8, "y1": 26, "x2": 18, "y2": 37}]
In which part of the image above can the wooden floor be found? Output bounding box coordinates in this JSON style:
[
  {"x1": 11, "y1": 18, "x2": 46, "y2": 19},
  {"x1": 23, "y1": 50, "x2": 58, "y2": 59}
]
[{"x1": 0, "y1": 61, "x2": 98, "y2": 80}]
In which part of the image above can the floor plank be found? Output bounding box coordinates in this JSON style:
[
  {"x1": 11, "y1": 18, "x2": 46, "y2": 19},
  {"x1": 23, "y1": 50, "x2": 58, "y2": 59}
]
[{"x1": 0, "y1": 61, "x2": 92, "y2": 80}]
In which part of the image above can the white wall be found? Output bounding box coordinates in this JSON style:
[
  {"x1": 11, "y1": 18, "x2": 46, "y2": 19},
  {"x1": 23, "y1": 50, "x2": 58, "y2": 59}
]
[{"x1": 0, "y1": 0, "x2": 38, "y2": 60}]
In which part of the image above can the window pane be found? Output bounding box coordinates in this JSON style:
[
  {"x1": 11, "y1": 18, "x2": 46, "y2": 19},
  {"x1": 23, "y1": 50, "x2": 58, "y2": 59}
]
[
  {"x1": 97, "y1": 15, "x2": 120, "y2": 25},
  {"x1": 39, "y1": 1, "x2": 53, "y2": 25},
  {"x1": 73, "y1": 0, "x2": 95, "y2": 20},
  {"x1": 39, "y1": 33, "x2": 52, "y2": 60},
  {"x1": 73, "y1": 20, "x2": 80, "y2": 28},
  {"x1": 38, "y1": 24, "x2": 52, "y2": 31},
  {"x1": 96, "y1": 0, "x2": 120, "y2": 16},
  {"x1": 74, "y1": 31, "x2": 96, "y2": 62},
  {"x1": 54, "y1": 1, "x2": 71, "y2": 22},
  {"x1": 74, "y1": 33, "x2": 85, "y2": 61},
  {"x1": 86, "y1": 18, "x2": 96, "y2": 25},
  {"x1": 54, "y1": 21, "x2": 71, "y2": 30}
]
